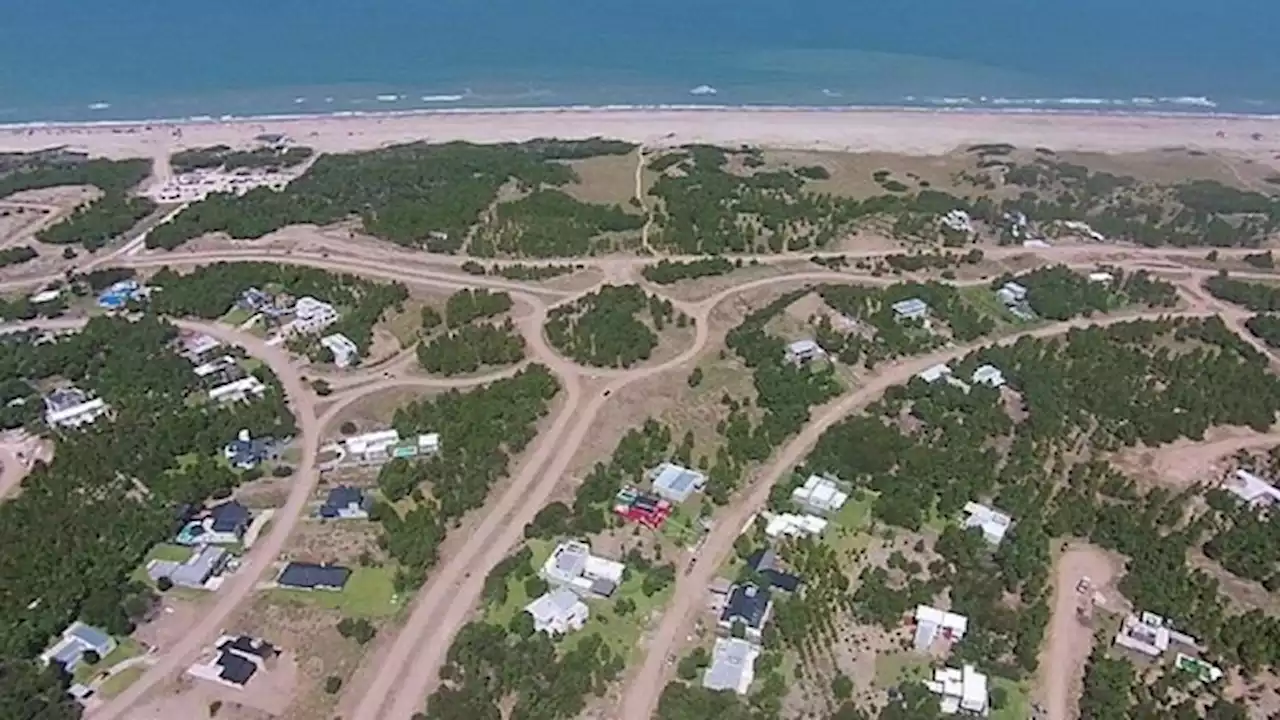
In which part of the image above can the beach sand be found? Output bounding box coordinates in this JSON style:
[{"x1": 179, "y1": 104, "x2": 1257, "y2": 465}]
[{"x1": 3, "y1": 108, "x2": 1280, "y2": 161}]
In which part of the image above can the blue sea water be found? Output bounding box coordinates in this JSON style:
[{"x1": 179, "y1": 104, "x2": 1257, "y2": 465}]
[{"x1": 1, "y1": 0, "x2": 1278, "y2": 123}]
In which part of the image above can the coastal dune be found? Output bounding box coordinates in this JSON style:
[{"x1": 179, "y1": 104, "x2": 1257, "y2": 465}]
[{"x1": 4, "y1": 107, "x2": 1280, "y2": 159}]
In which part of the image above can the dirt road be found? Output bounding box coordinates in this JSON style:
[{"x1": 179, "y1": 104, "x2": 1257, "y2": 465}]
[
  {"x1": 1038, "y1": 545, "x2": 1117, "y2": 720},
  {"x1": 0, "y1": 444, "x2": 29, "y2": 501}
]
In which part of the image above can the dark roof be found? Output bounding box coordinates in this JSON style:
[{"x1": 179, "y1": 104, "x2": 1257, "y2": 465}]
[
  {"x1": 217, "y1": 635, "x2": 276, "y2": 659},
  {"x1": 746, "y1": 549, "x2": 803, "y2": 592},
  {"x1": 720, "y1": 584, "x2": 772, "y2": 629},
  {"x1": 746, "y1": 549, "x2": 778, "y2": 573},
  {"x1": 324, "y1": 486, "x2": 364, "y2": 509},
  {"x1": 216, "y1": 651, "x2": 258, "y2": 686},
  {"x1": 209, "y1": 501, "x2": 251, "y2": 533},
  {"x1": 277, "y1": 562, "x2": 351, "y2": 590}
]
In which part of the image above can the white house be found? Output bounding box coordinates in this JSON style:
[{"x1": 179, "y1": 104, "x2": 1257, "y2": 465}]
[
  {"x1": 702, "y1": 637, "x2": 759, "y2": 695},
  {"x1": 209, "y1": 376, "x2": 266, "y2": 403},
  {"x1": 333, "y1": 429, "x2": 440, "y2": 465},
  {"x1": 995, "y1": 281, "x2": 1028, "y2": 306},
  {"x1": 970, "y1": 364, "x2": 1006, "y2": 388},
  {"x1": 914, "y1": 604, "x2": 968, "y2": 651},
  {"x1": 30, "y1": 289, "x2": 63, "y2": 304},
  {"x1": 1114, "y1": 611, "x2": 1199, "y2": 658},
  {"x1": 918, "y1": 363, "x2": 952, "y2": 384},
  {"x1": 649, "y1": 462, "x2": 706, "y2": 503},
  {"x1": 1225, "y1": 469, "x2": 1280, "y2": 508},
  {"x1": 784, "y1": 339, "x2": 826, "y2": 365},
  {"x1": 963, "y1": 502, "x2": 1013, "y2": 545},
  {"x1": 892, "y1": 298, "x2": 930, "y2": 322},
  {"x1": 45, "y1": 397, "x2": 108, "y2": 429},
  {"x1": 1088, "y1": 271, "x2": 1115, "y2": 284},
  {"x1": 941, "y1": 209, "x2": 974, "y2": 234},
  {"x1": 193, "y1": 356, "x2": 238, "y2": 378},
  {"x1": 524, "y1": 587, "x2": 589, "y2": 635},
  {"x1": 763, "y1": 512, "x2": 828, "y2": 538},
  {"x1": 791, "y1": 474, "x2": 848, "y2": 515},
  {"x1": 320, "y1": 333, "x2": 359, "y2": 368},
  {"x1": 540, "y1": 540, "x2": 626, "y2": 598},
  {"x1": 926, "y1": 665, "x2": 989, "y2": 716},
  {"x1": 287, "y1": 297, "x2": 340, "y2": 334}
]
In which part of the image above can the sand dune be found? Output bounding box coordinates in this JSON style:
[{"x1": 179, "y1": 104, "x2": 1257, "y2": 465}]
[{"x1": 3, "y1": 107, "x2": 1280, "y2": 159}]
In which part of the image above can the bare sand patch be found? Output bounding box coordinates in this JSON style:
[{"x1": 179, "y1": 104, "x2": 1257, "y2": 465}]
[{"x1": 1109, "y1": 426, "x2": 1280, "y2": 490}]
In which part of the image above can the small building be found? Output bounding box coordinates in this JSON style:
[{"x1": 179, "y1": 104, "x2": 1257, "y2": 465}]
[
  {"x1": 40, "y1": 622, "x2": 116, "y2": 672},
  {"x1": 44, "y1": 396, "x2": 108, "y2": 429},
  {"x1": 995, "y1": 281, "x2": 1028, "y2": 307},
  {"x1": 784, "y1": 339, "x2": 826, "y2": 365},
  {"x1": 97, "y1": 280, "x2": 146, "y2": 310},
  {"x1": 913, "y1": 604, "x2": 969, "y2": 651},
  {"x1": 180, "y1": 332, "x2": 222, "y2": 360},
  {"x1": 1225, "y1": 469, "x2": 1280, "y2": 508},
  {"x1": 614, "y1": 487, "x2": 673, "y2": 529},
  {"x1": 320, "y1": 333, "x2": 359, "y2": 368},
  {"x1": 177, "y1": 501, "x2": 252, "y2": 546},
  {"x1": 918, "y1": 364, "x2": 952, "y2": 384},
  {"x1": 649, "y1": 462, "x2": 706, "y2": 503},
  {"x1": 702, "y1": 637, "x2": 759, "y2": 695},
  {"x1": 193, "y1": 355, "x2": 239, "y2": 378},
  {"x1": 745, "y1": 548, "x2": 803, "y2": 593},
  {"x1": 1088, "y1": 271, "x2": 1115, "y2": 284},
  {"x1": 277, "y1": 562, "x2": 351, "y2": 591},
  {"x1": 1114, "y1": 611, "x2": 1199, "y2": 658},
  {"x1": 238, "y1": 288, "x2": 277, "y2": 315},
  {"x1": 209, "y1": 376, "x2": 266, "y2": 404},
  {"x1": 525, "y1": 587, "x2": 589, "y2": 635},
  {"x1": 941, "y1": 209, "x2": 974, "y2": 234},
  {"x1": 790, "y1": 474, "x2": 848, "y2": 515},
  {"x1": 30, "y1": 289, "x2": 63, "y2": 305},
  {"x1": 718, "y1": 584, "x2": 772, "y2": 641},
  {"x1": 1174, "y1": 653, "x2": 1224, "y2": 683},
  {"x1": 288, "y1": 296, "x2": 340, "y2": 335},
  {"x1": 223, "y1": 430, "x2": 277, "y2": 470},
  {"x1": 540, "y1": 540, "x2": 626, "y2": 598},
  {"x1": 970, "y1": 364, "x2": 1006, "y2": 388},
  {"x1": 147, "y1": 545, "x2": 230, "y2": 590},
  {"x1": 336, "y1": 429, "x2": 439, "y2": 465},
  {"x1": 891, "y1": 298, "x2": 930, "y2": 322},
  {"x1": 187, "y1": 634, "x2": 276, "y2": 689},
  {"x1": 963, "y1": 502, "x2": 1013, "y2": 545},
  {"x1": 763, "y1": 512, "x2": 828, "y2": 539},
  {"x1": 319, "y1": 486, "x2": 371, "y2": 519},
  {"x1": 708, "y1": 577, "x2": 734, "y2": 610},
  {"x1": 925, "y1": 664, "x2": 989, "y2": 716}
]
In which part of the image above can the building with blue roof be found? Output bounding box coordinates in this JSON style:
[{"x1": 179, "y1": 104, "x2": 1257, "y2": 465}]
[
  {"x1": 277, "y1": 562, "x2": 351, "y2": 591},
  {"x1": 318, "y1": 486, "x2": 370, "y2": 519},
  {"x1": 649, "y1": 462, "x2": 706, "y2": 504},
  {"x1": 718, "y1": 584, "x2": 772, "y2": 642},
  {"x1": 39, "y1": 622, "x2": 116, "y2": 672}
]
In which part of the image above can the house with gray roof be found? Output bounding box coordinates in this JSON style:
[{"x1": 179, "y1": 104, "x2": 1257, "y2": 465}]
[
  {"x1": 40, "y1": 622, "x2": 116, "y2": 672},
  {"x1": 891, "y1": 298, "x2": 930, "y2": 322},
  {"x1": 649, "y1": 462, "x2": 706, "y2": 503},
  {"x1": 318, "y1": 486, "x2": 371, "y2": 519},
  {"x1": 525, "y1": 587, "x2": 589, "y2": 635},
  {"x1": 147, "y1": 545, "x2": 230, "y2": 590},
  {"x1": 276, "y1": 562, "x2": 351, "y2": 591},
  {"x1": 702, "y1": 637, "x2": 760, "y2": 695}
]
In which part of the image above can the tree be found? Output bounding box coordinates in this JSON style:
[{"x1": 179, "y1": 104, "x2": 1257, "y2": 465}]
[
  {"x1": 336, "y1": 617, "x2": 377, "y2": 645},
  {"x1": 340, "y1": 421, "x2": 357, "y2": 434},
  {"x1": 312, "y1": 379, "x2": 332, "y2": 396},
  {"x1": 156, "y1": 576, "x2": 173, "y2": 592},
  {"x1": 523, "y1": 575, "x2": 549, "y2": 599},
  {"x1": 81, "y1": 650, "x2": 101, "y2": 666},
  {"x1": 324, "y1": 675, "x2": 343, "y2": 694},
  {"x1": 687, "y1": 367, "x2": 704, "y2": 387},
  {"x1": 831, "y1": 672, "x2": 854, "y2": 700}
]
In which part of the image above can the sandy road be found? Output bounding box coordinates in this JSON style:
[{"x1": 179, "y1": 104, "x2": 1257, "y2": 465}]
[
  {"x1": 0, "y1": 444, "x2": 29, "y2": 501},
  {"x1": 1038, "y1": 546, "x2": 1117, "y2": 720},
  {"x1": 617, "y1": 304, "x2": 1227, "y2": 720}
]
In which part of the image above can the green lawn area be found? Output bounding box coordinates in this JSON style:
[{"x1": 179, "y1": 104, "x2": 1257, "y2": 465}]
[
  {"x1": 97, "y1": 665, "x2": 145, "y2": 698},
  {"x1": 659, "y1": 503, "x2": 706, "y2": 547},
  {"x1": 565, "y1": 568, "x2": 674, "y2": 661},
  {"x1": 485, "y1": 539, "x2": 553, "y2": 627},
  {"x1": 219, "y1": 306, "x2": 253, "y2": 326},
  {"x1": 873, "y1": 651, "x2": 931, "y2": 689},
  {"x1": 269, "y1": 565, "x2": 400, "y2": 617},
  {"x1": 958, "y1": 285, "x2": 1017, "y2": 326},
  {"x1": 241, "y1": 357, "x2": 265, "y2": 373},
  {"x1": 990, "y1": 677, "x2": 1032, "y2": 720},
  {"x1": 73, "y1": 638, "x2": 142, "y2": 683}
]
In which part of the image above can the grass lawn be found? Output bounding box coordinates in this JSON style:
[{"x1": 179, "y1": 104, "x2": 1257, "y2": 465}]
[
  {"x1": 73, "y1": 638, "x2": 142, "y2": 683},
  {"x1": 269, "y1": 565, "x2": 400, "y2": 618},
  {"x1": 97, "y1": 665, "x2": 145, "y2": 698},
  {"x1": 873, "y1": 651, "x2": 931, "y2": 689},
  {"x1": 565, "y1": 568, "x2": 674, "y2": 661},
  {"x1": 659, "y1": 503, "x2": 705, "y2": 548},
  {"x1": 990, "y1": 677, "x2": 1032, "y2": 720},
  {"x1": 241, "y1": 357, "x2": 264, "y2": 373},
  {"x1": 485, "y1": 539, "x2": 553, "y2": 627},
  {"x1": 958, "y1": 285, "x2": 1020, "y2": 327},
  {"x1": 219, "y1": 307, "x2": 253, "y2": 327}
]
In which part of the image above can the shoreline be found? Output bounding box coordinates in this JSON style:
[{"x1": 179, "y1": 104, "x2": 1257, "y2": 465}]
[{"x1": 4, "y1": 104, "x2": 1280, "y2": 160}]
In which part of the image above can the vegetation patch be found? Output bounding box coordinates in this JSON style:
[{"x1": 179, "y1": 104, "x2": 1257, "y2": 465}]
[
  {"x1": 270, "y1": 565, "x2": 399, "y2": 617},
  {"x1": 545, "y1": 284, "x2": 689, "y2": 368},
  {"x1": 0, "y1": 245, "x2": 37, "y2": 269},
  {"x1": 415, "y1": 289, "x2": 526, "y2": 376},
  {"x1": 170, "y1": 144, "x2": 313, "y2": 173},
  {"x1": 642, "y1": 256, "x2": 737, "y2": 284}
]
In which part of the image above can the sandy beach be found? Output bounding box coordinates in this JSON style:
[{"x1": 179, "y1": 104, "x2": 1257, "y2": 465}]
[{"x1": 4, "y1": 107, "x2": 1280, "y2": 160}]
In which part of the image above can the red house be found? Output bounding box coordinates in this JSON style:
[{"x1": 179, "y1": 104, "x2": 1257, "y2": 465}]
[{"x1": 613, "y1": 487, "x2": 672, "y2": 529}]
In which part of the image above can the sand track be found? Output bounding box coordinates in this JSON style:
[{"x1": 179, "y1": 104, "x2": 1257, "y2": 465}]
[{"x1": 1037, "y1": 546, "x2": 1118, "y2": 720}]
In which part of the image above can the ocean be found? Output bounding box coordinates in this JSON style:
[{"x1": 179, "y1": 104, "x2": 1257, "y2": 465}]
[{"x1": 2, "y1": 0, "x2": 1278, "y2": 123}]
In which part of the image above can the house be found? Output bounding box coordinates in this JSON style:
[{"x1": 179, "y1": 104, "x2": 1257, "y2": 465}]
[
  {"x1": 97, "y1": 280, "x2": 146, "y2": 310},
  {"x1": 995, "y1": 281, "x2": 1028, "y2": 306},
  {"x1": 1088, "y1": 271, "x2": 1115, "y2": 284},
  {"x1": 649, "y1": 462, "x2": 706, "y2": 503},
  {"x1": 320, "y1": 333, "x2": 359, "y2": 368},
  {"x1": 913, "y1": 604, "x2": 969, "y2": 651},
  {"x1": 277, "y1": 562, "x2": 351, "y2": 591},
  {"x1": 708, "y1": 577, "x2": 734, "y2": 610},
  {"x1": 763, "y1": 512, "x2": 828, "y2": 539},
  {"x1": 1225, "y1": 469, "x2": 1280, "y2": 508},
  {"x1": 540, "y1": 540, "x2": 626, "y2": 598},
  {"x1": 925, "y1": 665, "x2": 989, "y2": 716},
  {"x1": 44, "y1": 396, "x2": 108, "y2": 429},
  {"x1": 176, "y1": 500, "x2": 252, "y2": 546},
  {"x1": 335, "y1": 429, "x2": 440, "y2": 465},
  {"x1": 193, "y1": 355, "x2": 239, "y2": 378},
  {"x1": 287, "y1": 296, "x2": 340, "y2": 334},
  {"x1": 784, "y1": 339, "x2": 826, "y2": 365},
  {"x1": 30, "y1": 289, "x2": 62, "y2": 305},
  {"x1": 1174, "y1": 653, "x2": 1224, "y2": 683},
  {"x1": 1063, "y1": 220, "x2": 1106, "y2": 242},
  {"x1": 918, "y1": 363, "x2": 951, "y2": 384},
  {"x1": 1114, "y1": 611, "x2": 1199, "y2": 658},
  {"x1": 614, "y1": 487, "x2": 673, "y2": 529},
  {"x1": 970, "y1": 364, "x2": 1006, "y2": 388},
  {"x1": 187, "y1": 634, "x2": 277, "y2": 689},
  {"x1": 702, "y1": 637, "x2": 759, "y2": 695},
  {"x1": 147, "y1": 545, "x2": 230, "y2": 590},
  {"x1": 963, "y1": 502, "x2": 1013, "y2": 545},
  {"x1": 718, "y1": 584, "x2": 772, "y2": 641},
  {"x1": 223, "y1": 430, "x2": 277, "y2": 470},
  {"x1": 209, "y1": 376, "x2": 266, "y2": 403},
  {"x1": 791, "y1": 474, "x2": 848, "y2": 515},
  {"x1": 238, "y1": 287, "x2": 276, "y2": 315},
  {"x1": 40, "y1": 623, "x2": 116, "y2": 672},
  {"x1": 319, "y1": 486, "x2": 371, "y2": 519},
  {"x1": 524, "y1": 587, "x2": 590, "y2": 635},
  {"x1": 745, "y1": 548, "x2": 803, "y2": 593},
  {"x1": 891, "y1": 298, "x2": 930, "y2": 322},
  {"x1": 180, "y1": 332, "x2": 222, "y2": 360},
  {"x1": 941, "y1": 209, "x2": 974, "y2": 234}
]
